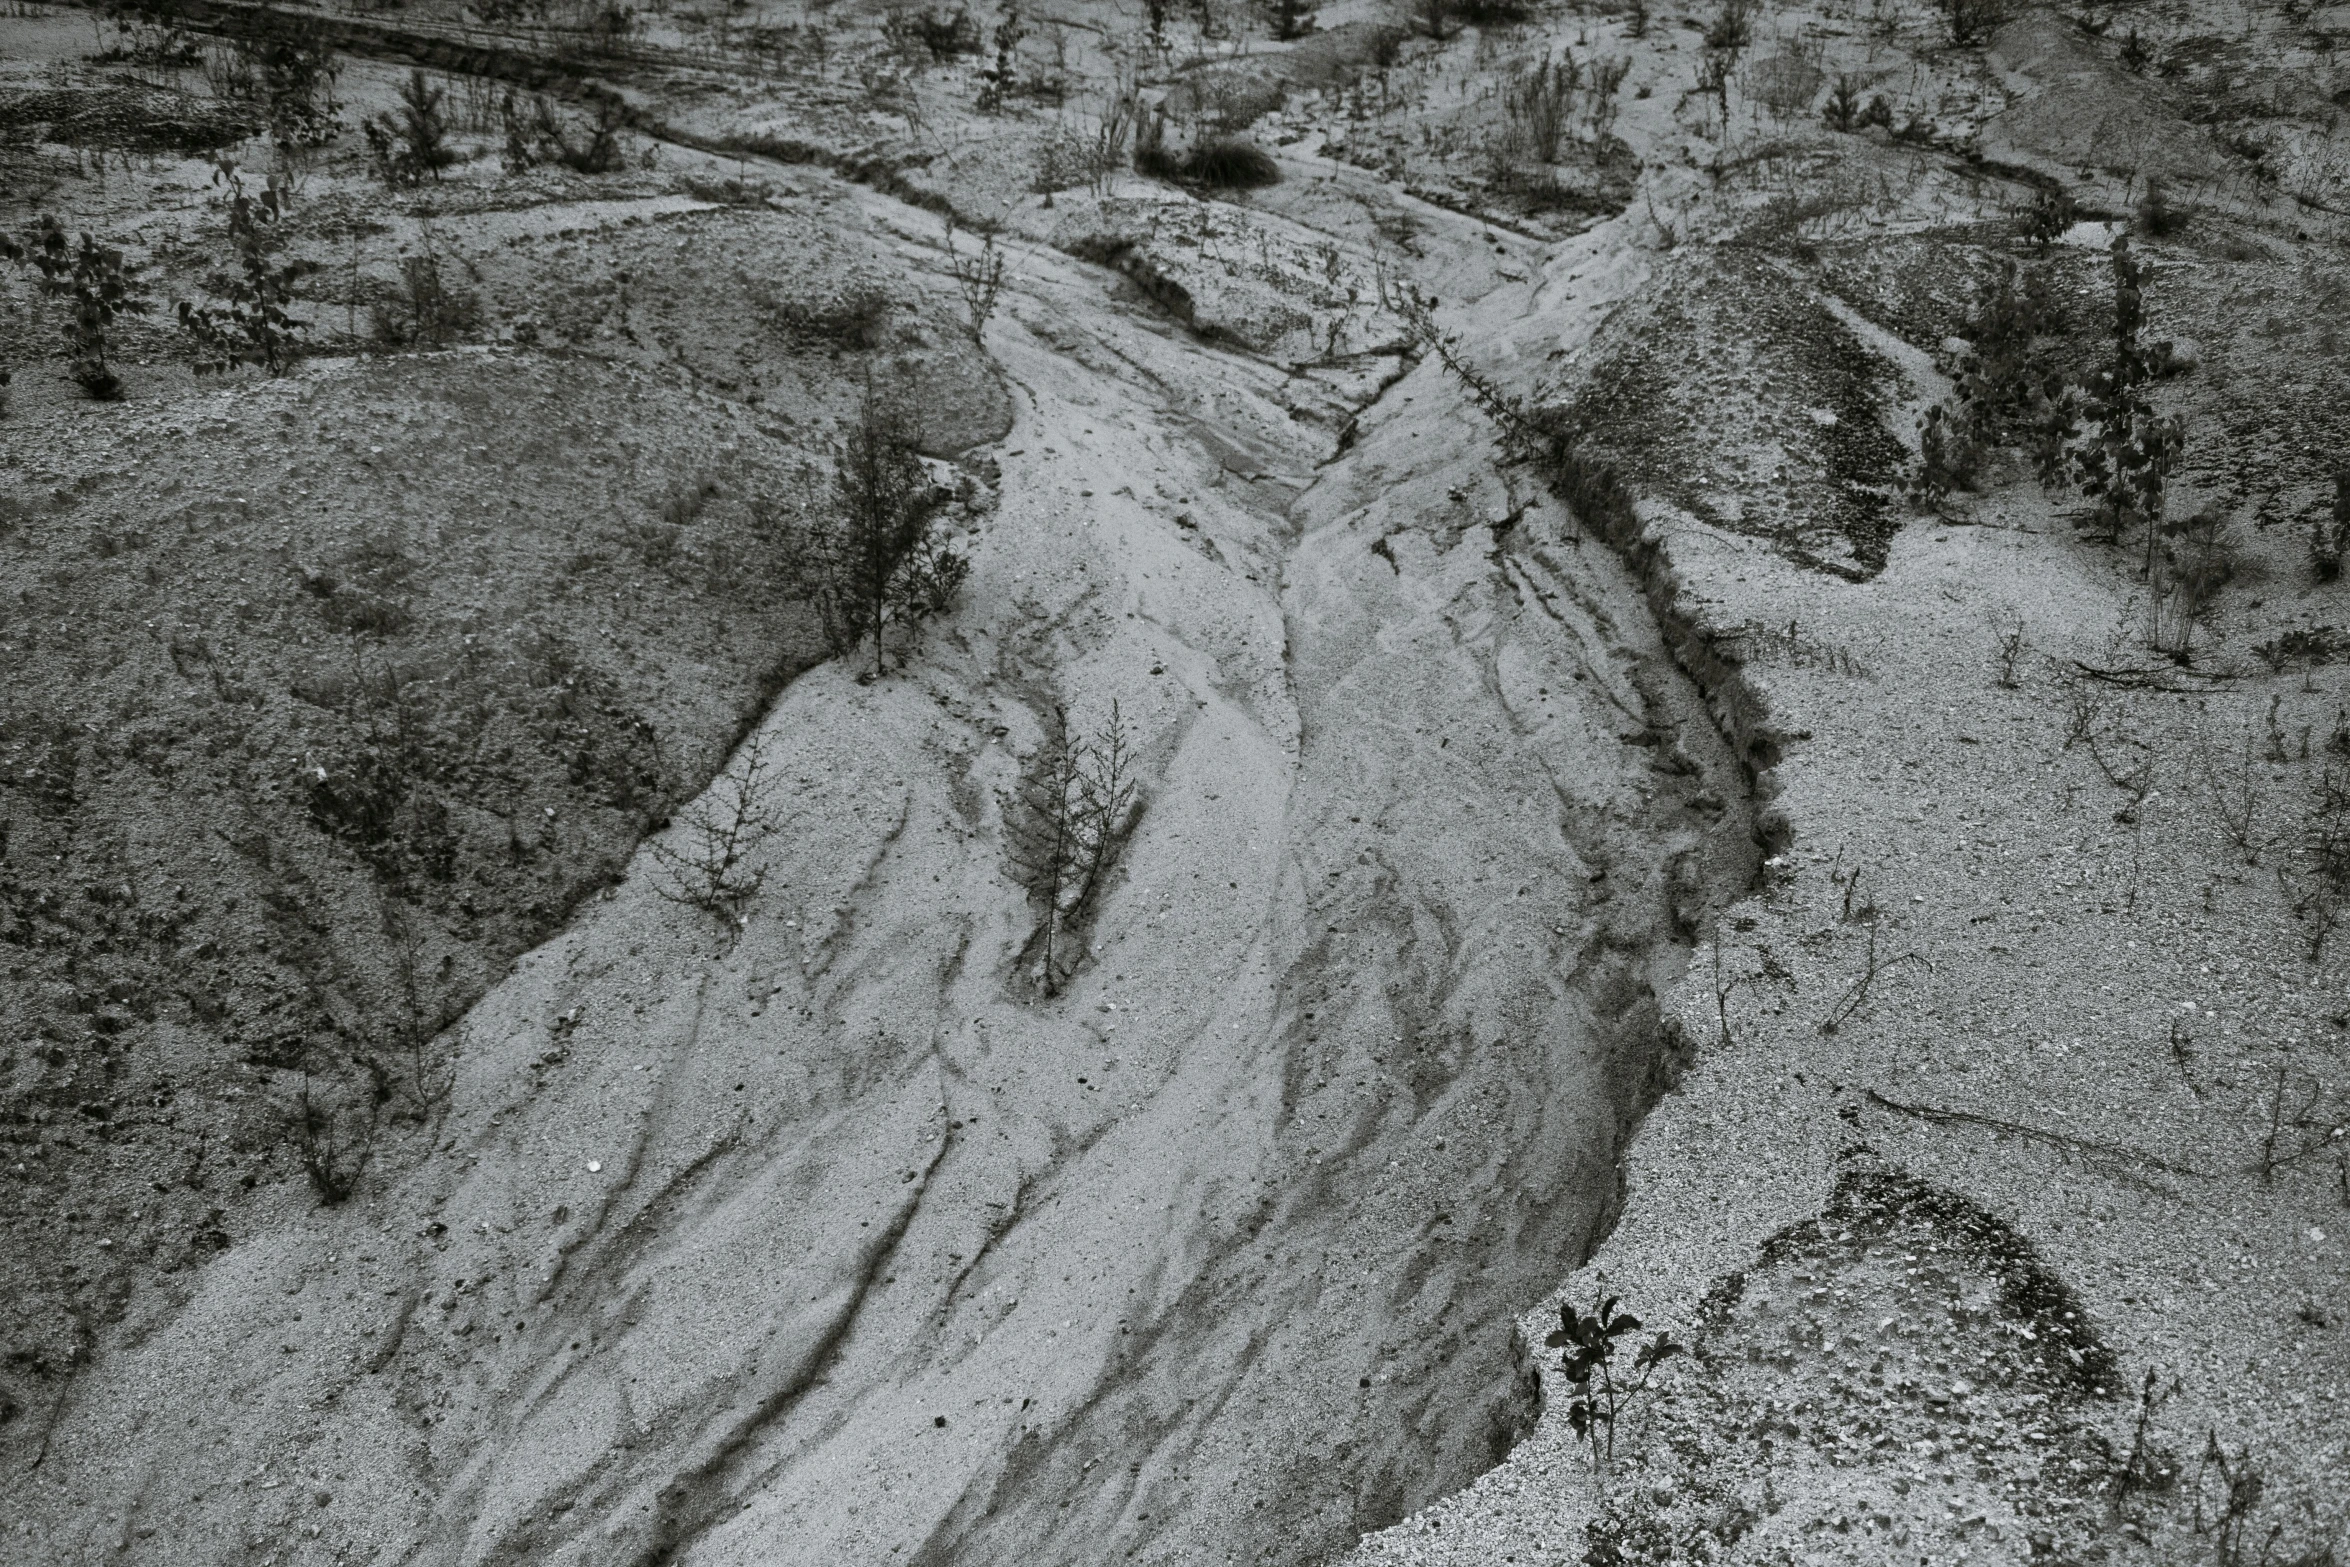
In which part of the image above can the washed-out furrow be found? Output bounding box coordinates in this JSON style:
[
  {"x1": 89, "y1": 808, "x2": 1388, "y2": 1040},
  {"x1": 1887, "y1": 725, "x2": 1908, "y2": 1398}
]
[{"x1": 6, "y1": 159, "x2": 1760, "y2": 1567}]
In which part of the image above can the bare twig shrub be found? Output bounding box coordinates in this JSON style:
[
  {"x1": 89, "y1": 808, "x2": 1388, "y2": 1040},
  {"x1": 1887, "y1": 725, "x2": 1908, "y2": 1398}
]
[
  {"x1": 2255, "y1": 1050, "x2": 2347, "y2": 1186},
  {"x1": 1991, "y1": 611, "x2": 2028, "y2": 687},
  {"x1": 370, "y1": 236, "x2": 482, "y2": 349},
  {"x1": 2148, "y1": 505, "x2": 2233, "y2": 663},
  {"x1": 2193, "y1": 724, "x2": 2265, "y2": 863},
  {"x1": 2310, "y1": 472, "x2": 2350, "y2": 583},
  {"x1": 282, "y1": 1071, "x2": 376, "y2": 1205},
  {"x1": 1818, "y1": 922, "x2": 1930, "y2": 1034},
  {"x1": 941, "y1": 213, "x2": 1004, "y2": 341},
  {"x1": 2292, "y1": 762, "x2": 2350, "y2": 959}
]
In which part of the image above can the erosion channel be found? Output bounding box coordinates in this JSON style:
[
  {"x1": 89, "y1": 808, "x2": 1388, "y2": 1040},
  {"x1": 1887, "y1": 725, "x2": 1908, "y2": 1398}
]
[{"x1": 12, "y1": 136, "x2": 1760, "y2": 1567}]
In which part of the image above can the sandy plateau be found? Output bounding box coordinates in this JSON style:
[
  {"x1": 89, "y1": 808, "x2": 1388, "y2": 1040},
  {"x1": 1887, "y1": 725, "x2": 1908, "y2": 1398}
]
[{"x1": 1, "y1": 0, "x2": 2346, "y2": 1563}]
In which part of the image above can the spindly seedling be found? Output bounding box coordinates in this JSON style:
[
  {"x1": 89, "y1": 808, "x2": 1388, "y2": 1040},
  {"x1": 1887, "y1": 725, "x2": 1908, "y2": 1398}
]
[{"x1": 1548, "y1": 1293, "x2": 1682, "y2": 1464}]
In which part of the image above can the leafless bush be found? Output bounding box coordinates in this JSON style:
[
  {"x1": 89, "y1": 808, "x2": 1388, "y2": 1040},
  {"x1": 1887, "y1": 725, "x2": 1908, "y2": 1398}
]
[
  {"x1": 282, "y1": 1071, "x2": 376, "y2": 1205},
  {"x1": 650, "y1": 730, "x2": 782, "y2": 925},
  {"x1": 1818, "y1": 922, "x2": 1929, "y2": 1034},
  {"x1": 2193, "y1": 724, "x2": 2265, "y2": 864},
  {"x1": 941, "y1": 213, "x2": 1004, "y2": 341},
  {"x1": 1991, "y1": 611, "x2": 2028, "y2": 688},
  {"x1": 2293, "y1": 763, "x2": 2350, "y2": 959},
  {"x1": 2255, "y1": 1050, "x2": 2347, "y2": 1189},
  {"x1": 2148, "y1": 505, "x2": 2233, "y2": 663}
]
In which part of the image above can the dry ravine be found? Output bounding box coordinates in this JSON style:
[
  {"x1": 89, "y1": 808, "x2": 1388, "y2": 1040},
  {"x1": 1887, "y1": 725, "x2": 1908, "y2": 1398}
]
[{"x1": 4, "y1": 151, "x2": 1759, "y2": 1567}]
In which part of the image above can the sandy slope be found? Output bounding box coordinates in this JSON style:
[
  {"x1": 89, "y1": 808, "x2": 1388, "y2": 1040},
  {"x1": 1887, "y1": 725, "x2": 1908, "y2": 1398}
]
[{"x1": 5, "y1": 154, "x2": 1752, "y2": 1566}]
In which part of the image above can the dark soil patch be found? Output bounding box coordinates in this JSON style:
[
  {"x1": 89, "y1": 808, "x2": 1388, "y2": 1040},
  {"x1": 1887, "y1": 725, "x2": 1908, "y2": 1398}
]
[{"x1": 0, "y1": 350, "x2": 835, "y2": 1419}]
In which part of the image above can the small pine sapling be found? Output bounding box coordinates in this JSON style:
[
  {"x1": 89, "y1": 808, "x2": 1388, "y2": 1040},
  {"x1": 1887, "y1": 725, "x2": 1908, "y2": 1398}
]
[
  {"x1": 977, "y1": 0, "x2": 1027, "y2": 111},
  {"x1": 651, "y1": 730, "x2": 783, "y2": 929},
  {"x1": 2064, "y1": 235, "x2": 2184, "y2": 557},
  {"x1": 364, "y1": 70, "x2": 459, "y2": 187},
  {"x1": 1006, "y1": 702, "x2": 1142, "y2": 995},
  {"x1": 784, "y1": 382, "x2": 969, "y2": 678},
  {"x1": 177, "y1": 160, "x2": 315, "y2": 376},
  {"x1": 1936, "y1": 0, "x2": 2008, "y2": 45},
  {"x1": 1547, "y1": 1294, "x2": 1681, "y2": 1464},
  {"x1": 1908, "y1": 403, "x2": 1983, "y2": 508},
  {"x1": 1822, "y1": 73, "x2": 1866, "y2": 131}
]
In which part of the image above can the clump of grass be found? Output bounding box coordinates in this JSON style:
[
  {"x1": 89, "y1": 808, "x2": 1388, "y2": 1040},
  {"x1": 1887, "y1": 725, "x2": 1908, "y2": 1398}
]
[{"x1": 1181, "y1": 136, "x2": 1281, "y2": 187}]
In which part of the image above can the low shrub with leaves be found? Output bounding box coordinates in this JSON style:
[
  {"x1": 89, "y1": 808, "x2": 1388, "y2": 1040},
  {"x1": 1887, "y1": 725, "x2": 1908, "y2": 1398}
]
[
  {"x1": 1547, "y1": 1293, "x2": 1682, "y2": 1463},
  {"x1": 882, "y1": 4, "x2": 982, "y2": 61},
  {"x1": 2016, "y1": 184, "x2": 2078, "y2": 253},
  {"x1": 177, "y1": 160, "x2": 314, "y2": 376},
  {"x1": 370, "y1": 244, "x2": 484, "y2": 349},
  {"x1": 242, "y1": 11, "x2": 342, "y2": 148},
  {"x1": 6, "y1": 215, "x2": 150, "y2": 400},
  {"x1": 500, "y1": 91, "x2": 629, "y2": 174},
  {"x1": 1182, "y1": 136, "x2": 1282, "y2": 188}
]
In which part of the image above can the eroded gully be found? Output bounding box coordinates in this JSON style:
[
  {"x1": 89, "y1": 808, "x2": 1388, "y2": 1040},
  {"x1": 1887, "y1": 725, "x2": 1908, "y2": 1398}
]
[{"x1": 10, "y1": 160, "x2": 1760, "y2": 1567}]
